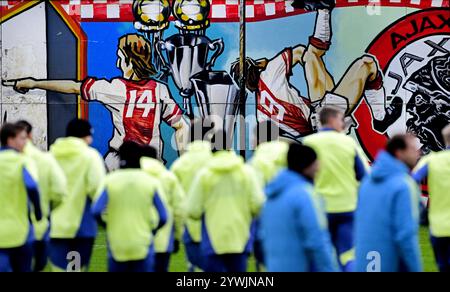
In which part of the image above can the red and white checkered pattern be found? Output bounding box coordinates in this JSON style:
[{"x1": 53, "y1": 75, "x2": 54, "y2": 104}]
[
  {"x1": 0, "y1": 0, "x2": 22, "y2": 12},
  {"x1": 1, "y1": 0, "x2": 448, "y2": 22}
]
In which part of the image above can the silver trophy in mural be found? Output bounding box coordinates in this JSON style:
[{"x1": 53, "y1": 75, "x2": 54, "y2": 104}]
[
  {"x1": 191, "y1": 71, "x2": 241, "y2": 141},
  {"x1": 155, "y1": 34, "x2": 224, "y2": 99}
]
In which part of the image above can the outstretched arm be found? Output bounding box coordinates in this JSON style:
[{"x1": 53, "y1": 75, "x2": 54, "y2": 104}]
[
  {"x1": 3, "y1": 78, "x2": 81, "y2": 95},
  {"x1": 292, "y1": 45, "x2": 306, "y2": 67}
]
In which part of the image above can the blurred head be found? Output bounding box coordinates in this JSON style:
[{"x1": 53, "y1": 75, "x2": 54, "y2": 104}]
[
  {"x1": 118, "y1": 34, "x2": 156, "y2": 80},
  {"x1": 15, "y1": 120, "x2": 33, "y2": 140},
  {"x1": 386, "y1": 134, "x2": 420, "y2": 169},
  {"x1": 287, "y1": 143, "x2": 319, "y2": 181},
  {"x1": 66, "y1": 119, "x2": 93, "y2": 145},
  {"x1": 119, "y1": 141, "x2": 145, "y2": 169},
  {"x1": 319, "y1": 106, "x2": 345, "y2": 132},
  {"x1": 443, "y1": 124, "x2": 450, "y2": 147},
  {"x1": 0, "y1": 123, "x2": 27, "y2": 152}
]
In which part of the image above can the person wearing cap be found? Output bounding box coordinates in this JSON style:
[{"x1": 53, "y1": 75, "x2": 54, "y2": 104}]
[
  {"x1": 92, "y1": 141, "x2": 167, "y2": 272},
  {"x1": 48, "y1": 119, "x2": 106, "y2": 272},
  {"x1": 413, "y1": 124, "x2": 450, "y2": 272},
  {"x1": 303, "y1": 106, "x2": 368, "y2": 271},
  {"x1": 15, "y1": 120, "x2": 67, "y2": 272},
  {"x1": 170, "y1": 119, "x2": 213, "y2": 271},
  {"x1": 140, "y1": 145, "x2": 184, "y2": 272},
  {"x1": 0, "y1": 123, "x2": 42, "y2": 272},
  {"x1": 259, "y1": 143, "x2": 337, "y2": 272}
]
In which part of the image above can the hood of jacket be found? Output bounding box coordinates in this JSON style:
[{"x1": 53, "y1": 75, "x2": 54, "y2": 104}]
[
  {"x1": 371, "y1": 151, "x2": 410, "y2": 182},
  {"x1": 265, "y1": 169, "x2": 309, "y2": 199},
  {"x1": 50, "y1": 137, "x2": 88, "y2": 158}
]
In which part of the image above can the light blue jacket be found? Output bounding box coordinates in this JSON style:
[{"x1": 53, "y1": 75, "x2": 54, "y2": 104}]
[{"x1": 355, "y1": 151, "x2": 422, "y2": 272}]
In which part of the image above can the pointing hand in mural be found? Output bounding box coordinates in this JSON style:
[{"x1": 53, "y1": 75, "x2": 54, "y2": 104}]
[
  {"x1": 234, "y1": 1, "x2": 402, "y2": 141},
  {"x1": 2, "y1": 79, "x2": 31, "y2": 94},
  {"x1": 3, "y1": 78, "x2": 81, "y2": 95},
  {"x1": 4, "y1": 34, "x2": 190, "y2": 170}
]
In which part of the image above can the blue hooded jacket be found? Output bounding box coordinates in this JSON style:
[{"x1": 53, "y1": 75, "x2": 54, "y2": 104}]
[
  {"x1": 259, "y1": 169, "x2": 337, "y2": 272},
  {"x1": 355, "y1": 151, "x2": 422, "y2": 272}
]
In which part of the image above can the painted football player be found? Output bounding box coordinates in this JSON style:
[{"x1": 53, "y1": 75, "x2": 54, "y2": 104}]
[
  {"x1": 4, "y1": 34, "x2": 189, "y2": 169},
  {"x1": 232, "y1": 0, "x2": 402, "y2": 141}
]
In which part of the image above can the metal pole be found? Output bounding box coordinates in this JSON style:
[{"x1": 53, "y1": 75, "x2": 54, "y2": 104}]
[{"x1": 239, "y1": 0, "x2": 246, "y2": 158}]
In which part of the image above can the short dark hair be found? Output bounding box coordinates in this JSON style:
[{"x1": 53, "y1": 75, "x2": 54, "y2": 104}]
[
  {"x1": 119, "y1": 141, "x2": 144, "y2": 169},
  {"x1": 15, "y1": 120, "x2": 33, "y2": 134},
  {"x1": 319, "y1": 106, "x2": 343, "y2": 125},
  {"x1": 1, "y1": 123, "x2": 23, "y2": 146},
  {"x1": 141, "y1": 145, "x2": 157, "y2": 159},
  {"x1": 66, "y1": 119, "x2": 92, "y2": 138},
  {"x1": 287, "y1": 143, "x2": 317, "y2": 173},
  {"x1": 386, "y1": 134, "x2": 410, "y2": 157}
]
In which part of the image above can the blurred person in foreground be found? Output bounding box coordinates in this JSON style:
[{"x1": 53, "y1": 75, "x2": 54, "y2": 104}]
[
  {"x1": 187, "y1": 131, "x2": 265, "y2": 272},
  {"x1": 248, "y1": 120, "x2": 290, "y2": 271},
  {"x1": 0, "y1": 123, "x2": 41, "y2": 272},
  {"x1": 141, "y1": 145, "x2": 185, "y2": 272},
  {"x1": 304, "y1": 106, "x2": 369, "y2": 271},
  {"x1": 170, "y1": 119, "x2": 214, "y2": 271},
  {"x1": 48, "y1": 119, "x2": 106, "y2": 272}
]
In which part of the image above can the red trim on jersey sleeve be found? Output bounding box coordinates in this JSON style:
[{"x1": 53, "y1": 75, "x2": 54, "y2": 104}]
[
  {"x1": 257, "y1": 80, "x2": 313, "y2": 136},
  {"x1": 81, "y1": 77, "x2": 96, "y2": 101},
  {"x1": 121, "y1": 79, "x2": 158, "y2": 146},
  {"x1": 164, "y1": 105, "x2": 183, "y2": 126}
]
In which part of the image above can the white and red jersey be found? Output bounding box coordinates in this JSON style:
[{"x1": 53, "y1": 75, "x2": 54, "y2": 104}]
[
  {"x1": 257, "y1": 48, "x2": 313, "y2": 138},
  {"x1": 81, "y1": 77, "x2": 183, "y2": 152}
]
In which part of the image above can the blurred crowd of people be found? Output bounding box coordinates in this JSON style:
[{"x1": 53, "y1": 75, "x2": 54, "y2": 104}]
[{"x1": 0, "y1": 106, "x2": 449, "y2": 272}]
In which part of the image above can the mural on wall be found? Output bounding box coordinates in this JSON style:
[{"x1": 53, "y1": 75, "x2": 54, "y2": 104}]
[
  {"x1": 240, "y1": 2, "x2": 403, "y2": 142},
  {"x1": 361, "y1": 8, "x2": 450, "y2": 157},
  {"x1": 1, "y1": 0, "x2": 449, "y2": 167}
]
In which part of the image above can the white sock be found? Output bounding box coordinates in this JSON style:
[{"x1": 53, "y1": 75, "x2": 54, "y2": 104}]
[
  {"x1": 365, "y1": 87, "x2": 386, "y2": 120},
  {"x1": 313, "y1": 9, "x2": 331, "y2": 44}
]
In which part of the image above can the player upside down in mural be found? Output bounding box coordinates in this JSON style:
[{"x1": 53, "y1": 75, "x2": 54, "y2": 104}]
[
  {"x1": 3, "y1": 34, "x2": 189, "y2": 169},
  {"x1": 232, "y1": 0, "x2": 402, "y2": 142}
]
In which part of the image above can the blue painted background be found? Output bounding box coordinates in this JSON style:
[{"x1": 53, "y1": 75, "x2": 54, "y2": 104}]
[{"x1": 80, "y1": 8, "x2": 410, "y2": 165}]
